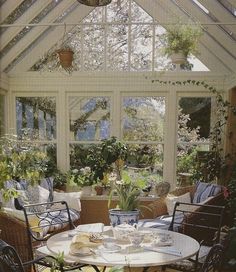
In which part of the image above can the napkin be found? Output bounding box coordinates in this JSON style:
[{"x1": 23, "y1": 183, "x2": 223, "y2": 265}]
[
  {"x1": 143, "y1": 246, "x2": 182, "y2": 257},
  {"x1": 70, "y1": 233, "x2": 99, "y2": 256}
]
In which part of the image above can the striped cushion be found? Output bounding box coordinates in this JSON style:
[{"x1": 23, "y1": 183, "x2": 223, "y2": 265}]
[
  {"x1": 40, "y1": 177, "x2": 54, "y2": 202},
  {"x1": 193, "y1": 181, "x2": 222, "y2": 204}
]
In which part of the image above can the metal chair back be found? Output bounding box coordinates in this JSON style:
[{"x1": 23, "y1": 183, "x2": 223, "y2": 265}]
[{"x1": 0, "y1": 239, "x2": 25, "y2": 272}]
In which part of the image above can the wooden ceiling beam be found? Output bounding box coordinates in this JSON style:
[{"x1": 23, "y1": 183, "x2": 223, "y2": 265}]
[
  {"x1": 9, "y1": 4, "x2": 93, "y2": 73},
  {"x1": 0, "y1": 0, "x2": 25, "y2": 23},
  {"x1": 136, "y1": 0, "x2": 232, "y2": 73},
  {"x1": 198, "y1": 0, "x2": 236, "y2": 36},
  {"x1": 0, "y1": 0, "x2": 77, "y2": 72},
  {"x1": 0, "y1": 1, "x2": 51, "y2": 51}
]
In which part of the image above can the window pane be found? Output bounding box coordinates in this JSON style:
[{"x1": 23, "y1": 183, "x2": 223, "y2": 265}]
[
  {"x1": 16, "y1": 97, "x2": 56, "y2": 140},
  {"x1": 130, "y1": 24, "x2": 152, "y2": 71},
  {"x1": 69, "y1": 97, "x2": 111, "y2": 141},
  {"x1": 122, "y1": 96, "x2": 165, "y2": 141},
  {"x1": 0, "y1": 94, "x2": 5, "y2": 136},
  {"x1": 83, "y1": 25, "x2": 105, "y2": 71},
  {"x1": 177, "y1": 97, "x2": 212, "y2": 184},
  {"x1": 107, "y1": 24, "x2": 128, "y2": 71}
]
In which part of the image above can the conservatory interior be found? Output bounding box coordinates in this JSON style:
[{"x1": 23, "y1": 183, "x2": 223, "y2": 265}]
[{"x1": 0, "y1": 0, "x2": 236, "y2": 271}]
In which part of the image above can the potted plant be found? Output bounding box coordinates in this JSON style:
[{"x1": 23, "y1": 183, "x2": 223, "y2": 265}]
[
  {"x1": 56, "y1": 46, "x2": 74, "y2": 69},
  {"x1": 161, "y1": 21, "x2": 203, "y2": 64},
  {"x1": 108, "y1": 171, "x2": 147, "y2": 227}
]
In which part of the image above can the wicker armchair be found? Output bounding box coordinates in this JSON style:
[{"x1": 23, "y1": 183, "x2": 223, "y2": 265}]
[
  {"x1": 147, "y1": 185, "x2": 197, "y2": 219},
  {"x1": 0, "y1": 211, "x2": 31, "y2": 264}
]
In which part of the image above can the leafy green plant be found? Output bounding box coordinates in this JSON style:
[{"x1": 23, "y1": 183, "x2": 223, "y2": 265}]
[
  {"x1": 150, "y1": 79, "x2": 236, "y2": 184},
  {"x1": 161, "y1": 21, "x2": 203, "y2": 57},
  {"x1": 0, "y1": 134, "x2": 49, "y2": 200},
  {"x1": 67, "y1": 167, "x2": 97, "y2": 188},
  {"x1": 108, "y1": 171, "x2": 146, "y2": 211}
]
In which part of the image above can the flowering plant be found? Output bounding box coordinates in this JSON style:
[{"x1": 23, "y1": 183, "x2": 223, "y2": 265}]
[
  {"x1": 108, "y1": 171, "x2": 146, "y2": 211},
  {"x1": 67, "y1": 167, "x2": 96, "y2": 187}
]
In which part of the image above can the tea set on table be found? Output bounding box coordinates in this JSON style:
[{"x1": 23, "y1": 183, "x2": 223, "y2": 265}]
[{"x1": 69, "y1": 223, "x2": 174, "y2": 257}]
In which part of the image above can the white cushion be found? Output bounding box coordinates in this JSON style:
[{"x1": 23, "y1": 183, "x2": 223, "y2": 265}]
[
  {"x1": 165, "y1": 192, "x2": 191, "y2": 215},
  {"x1": 53, "y1": 191, "x2": 81, "y2": 211}
]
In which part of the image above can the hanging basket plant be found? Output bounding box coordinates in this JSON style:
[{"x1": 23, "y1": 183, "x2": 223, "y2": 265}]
[
  {"x1": 77, "y1": 0, "x2": 112, "y2": 6},
  {"x1": 161, "y1": 20, "x2": 203, "y2": 64},
  {"x1": 57, "y1": 48, "x2": 74, "y2": 69}
]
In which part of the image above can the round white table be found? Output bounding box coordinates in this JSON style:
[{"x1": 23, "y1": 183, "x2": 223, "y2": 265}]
[{"x1": 47, "y1": 227, "x2": 199, "y2": 268}]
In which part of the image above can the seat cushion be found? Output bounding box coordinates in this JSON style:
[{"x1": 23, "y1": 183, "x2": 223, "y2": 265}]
[
  {"x1": 193, "y1": 181, "x2": 222, "y2": 203},
  {"x1": 138, "y1": 213, "x2": 184, "y2": 231}
]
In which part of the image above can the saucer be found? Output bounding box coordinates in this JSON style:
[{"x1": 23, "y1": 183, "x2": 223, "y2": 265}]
[{"x1": 98, "y1": 244, "x2": 121, "y2": 253}]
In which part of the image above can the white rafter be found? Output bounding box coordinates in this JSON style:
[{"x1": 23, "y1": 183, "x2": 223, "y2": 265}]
[
  {"x1": 0, "y1": 0, "x2": 25, "y2": 23},
  {"x1": 164, "y1": 0, "x2": 236, "y2": 71},
  {"x1": 197, "y1": 0, "x2": 236, "y2": 36},
  {"x1": 136, "y1": 0, "x2": 232, "y2": 73},
  {"x1": 9, "y1": 4, "x2": 93, "y2": 74},
  {"x1": 176, "y1": 0, "x2": 236, "y2": 57},
  {"x1": 0, "y1": 0, "x2": 51, "y2": 51},
  {"x1": 0, "y1": 0, "x2": 78, "y2": 73}
]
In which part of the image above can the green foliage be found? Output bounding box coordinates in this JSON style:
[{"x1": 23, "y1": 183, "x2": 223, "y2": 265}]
[
  {"x1": 161, "y1": 21, "x2": 203, "y2": 57},
  {"x1": 67, "y1": 167, "x2": 97, "y2": 188},
  {"x1": 151, "y1": 79, "x2": 236, "y2": 184},
  {"x1": 108, "y1": 171, "x2": 147, "y2": 211},
  {"x1": 0, "y1": 134, "x2": 49, "y2": 199}
]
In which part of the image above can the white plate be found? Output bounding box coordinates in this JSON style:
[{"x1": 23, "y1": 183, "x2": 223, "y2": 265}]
[{"x1": 98, "y1": 244, "x2": 121, "y2": 253}]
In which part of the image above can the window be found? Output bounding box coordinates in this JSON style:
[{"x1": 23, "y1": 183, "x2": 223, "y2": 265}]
[
  {"x1": 122, "y1": 96, "x2": 165, "y2": 181},
  {"x1": 15, "y1": 96, "x2": 57, "y2": 164},
  {"x1": 176, "y1": 96, "x2": 213, "y2": 185}
]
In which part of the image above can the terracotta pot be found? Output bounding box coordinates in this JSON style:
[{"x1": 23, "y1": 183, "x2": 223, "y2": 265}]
[
  {"x1": 170, "y1": 52, "x2": 187, "y2": 64},
  {"x1": 57, "y1": 49, "x2": 74, "y2": 68},
  {"x1": 77, "y1": 0, "x2": 112, "y2": 6}
]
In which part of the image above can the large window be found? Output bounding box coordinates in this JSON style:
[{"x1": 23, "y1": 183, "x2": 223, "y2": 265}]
[
  {"x1": 15, "y1": 96, "x2": 57, "y2": 163},
  {"x1": 122, "y1": 96, "x2": 165, "y2": 181},
  {"x1": 176, "y1": 96, "x2": 213, "y2": 185}
]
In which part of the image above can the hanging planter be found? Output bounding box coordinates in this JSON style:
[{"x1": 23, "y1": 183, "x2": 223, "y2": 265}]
[
  {"x1": 77, "y1": 0, "x2": 112, "y2": 6},
  {"x1": 57, "y1": 48, "x2": 74, "y2": 69},
  {"x1": 169, "y1": 52, "x2": 187, "y2": 65}
]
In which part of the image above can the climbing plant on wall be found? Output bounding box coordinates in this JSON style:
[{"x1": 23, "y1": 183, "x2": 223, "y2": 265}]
[{"x1": 151, "y1": 78, "x2": 236, "y2": 184}]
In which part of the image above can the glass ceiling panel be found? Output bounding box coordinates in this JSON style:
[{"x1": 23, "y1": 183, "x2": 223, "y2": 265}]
[
  {"x1": 4, "y1": 0, "x2": 210, "y2": 73},
  {"x1": 0, "y1": 0, "x2": 63, "y2": 59},
  {"x1": 218, "y1": 0, "x2": 236, "y2": 16},
  {"x1": 0, "y1": 0, "x2": 37, "y2": 35},
  {"x1": 4, "y1": 1, "x2": 79, "y2": 73}
]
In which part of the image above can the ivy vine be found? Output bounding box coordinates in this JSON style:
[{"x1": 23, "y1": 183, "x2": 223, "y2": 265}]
[{"x1": 151, "y1": 78, "x2": 236, "y2": 184}]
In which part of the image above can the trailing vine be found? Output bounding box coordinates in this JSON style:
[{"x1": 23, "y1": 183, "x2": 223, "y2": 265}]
[{"x1": 151, "y1": 78, "x2": 236, "y2": 184}]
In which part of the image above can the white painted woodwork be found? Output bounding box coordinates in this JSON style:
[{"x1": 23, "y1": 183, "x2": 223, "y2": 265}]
[
  {"x1": 9, "y1": 4, "x2": 93, "y2": 74},
  {"x1": 136, "y1": 0, "x2": 231, "y2": 73},
  {"x1": 158, "y1": 0, "x2": 236, "y2": 72},
  {"x1": 199, "y1": 0, "x2": 236, "y2": 35},
  {"x1": 0, "y1": 0, "x2": 78, "y2": 72},
  {"x1": 0, "y1": 0, "x2": 25, "y2": 24},
  {"x1": 176, "y1": 0, "x2": 236, "y2": 56},
  {"x1": 0, "y1": 1, "x2": 51, "y2": 51}
]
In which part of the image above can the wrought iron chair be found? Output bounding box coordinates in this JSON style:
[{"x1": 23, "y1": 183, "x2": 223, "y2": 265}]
[
  {"x1": 0, "y1": 239, "x2": 59, "y2": 272},
  {"x1": 200, "y1": 243, "x2": 224, "y2": 272},
  {"x1": 22, "y1": 200, "x2": 100, "y2": 272},
  {"x1": 163, "y1": 201, "x2": 225, "y2": 272}
]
